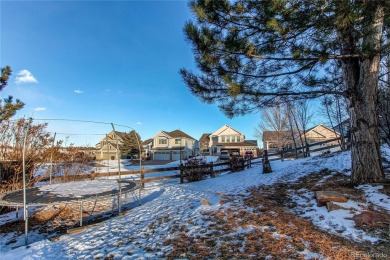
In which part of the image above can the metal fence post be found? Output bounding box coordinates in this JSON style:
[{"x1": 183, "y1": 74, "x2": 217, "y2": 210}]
[
  {"x1": 141, "y1": 167, "x2": 145, "y2": 189},
  {"x1": 180, "y1": 164, "x2": 183, "y2": 184}
]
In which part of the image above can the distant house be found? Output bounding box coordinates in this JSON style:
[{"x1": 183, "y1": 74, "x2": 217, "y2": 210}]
[
  {"x1": 95, "y1": 131, "x2": 136, "y2": 160},
  {"x1": 262, "y1": 131, "x2": 294, "y2": 153},
  {"x1": 262, "y1": 124, "x2": 341, "y2": 153},
  {"x1": 200, "y1": 125, "x2": 258, "y2": 157},
  {"x1": 150, "y1": 129, "x2": 198, "y2": 161},
  {"x1": 333, "y1": 119, "x2": 350, "y2": 138},
  {"x1": 142, "y1": 138, "x2": 153, "y2": 158}
]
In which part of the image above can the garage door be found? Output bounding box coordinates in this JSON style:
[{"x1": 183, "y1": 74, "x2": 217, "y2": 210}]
[
  {"x1": 172, "y1": 152, "x2": 180, "y2": 161},
  {"x1": 153, "y1": 151, "x2": 170, "y2": 160}
]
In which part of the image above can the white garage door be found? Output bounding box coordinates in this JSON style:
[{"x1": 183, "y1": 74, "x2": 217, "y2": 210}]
[
  {"x1": 153, "y1": 151, "x2": 170, "y2": 160},
  {"x1": 172, "y1": 152, "x2": 180, "y2": 161}
]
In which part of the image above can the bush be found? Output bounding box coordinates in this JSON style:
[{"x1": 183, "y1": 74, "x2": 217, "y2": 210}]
[
  {"x1": 229, "y1": 156, "x2": 245, "y2": 172},
  {"x1": 181, "y1": 157, "x2": 214, "y2": 183}
]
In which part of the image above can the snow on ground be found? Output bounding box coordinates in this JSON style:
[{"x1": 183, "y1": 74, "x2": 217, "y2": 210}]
[{"x1": 1, "y1": 149, "x2": 389, "y2": 259}]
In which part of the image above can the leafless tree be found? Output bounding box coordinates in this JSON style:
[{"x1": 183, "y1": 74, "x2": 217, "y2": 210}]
[
  {"x1": 322, "y1": 95, "x2": 349, "y2": 150},
  {"x1": 255, "y1": 105, "x2": 291, "y2": 152},
  {"x1": 294, "y1": 100, "x2": 314, "y2": 157},
  {"x1": 0, "y1": 118, "x2": 92, "y2": 193}
]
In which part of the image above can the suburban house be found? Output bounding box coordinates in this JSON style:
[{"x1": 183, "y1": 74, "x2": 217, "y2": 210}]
[
  {"x1": 199, "y1": 125, "x2": 258, "y2": 157},
  {"x1": 142, "y1": 138, "x2": 153, "y2": 159},
  {"x1": 262, "y1": 124, "x2": 341, "y2": 153},
  {"x1": 94, "y1": 131, "x2": 138, "y2": 160},
  {"x1": 150, "y1": 129, "x2": 198, "y2": 160}
]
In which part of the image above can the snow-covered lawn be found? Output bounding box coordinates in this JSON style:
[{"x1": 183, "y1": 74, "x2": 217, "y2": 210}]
[{"x1": 1, "y1": 149, "x2": 389, "y2": 259}]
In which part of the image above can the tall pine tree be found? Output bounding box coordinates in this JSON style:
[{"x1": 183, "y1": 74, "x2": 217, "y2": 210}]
[
  {"x1": 181, "y1": 0, "x2": 390, "y2": 184},
  {"x1": 120, "y1": 130, "x2": 143, "y2": 158}
]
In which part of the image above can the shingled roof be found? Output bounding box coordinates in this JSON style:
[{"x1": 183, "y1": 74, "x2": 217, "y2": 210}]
[
  {"x1": 199, "y1": 133, "x2": 211, "y2": 145},
  {"x1": 164, "y1": 129, "x2": 196, "y2": 140},
  {"x1": 262, "y1": 131, "x2": 292, "y2": 141},
  {"x1": 142, "y1": 138, "x2": 153, "y2": 145}
]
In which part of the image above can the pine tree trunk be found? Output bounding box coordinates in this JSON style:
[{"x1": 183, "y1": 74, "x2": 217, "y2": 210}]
[
  {"x1": 349, "y1": 60, "x2": 384, "y2": 183},
  {"x1": 341, "y1": 2, "x2": 385, "y2": 184}
]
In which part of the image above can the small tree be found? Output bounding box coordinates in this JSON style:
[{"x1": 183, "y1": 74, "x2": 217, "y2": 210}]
[
  {"x1": 0, "y1": 66, "x2": 24, "y2": 122},
  {"x1": 0, "y1": 119, "x2": 54, "y2": 192},
  {"x1": 0, "y1": 119, "x2": 88, "y2": 192},
  {"x1": 255, "y1": 105, "x2": 291, "y2": 152},
  {"x1": 295, "y1": 100, "x2": 313, "y2": 157},
  {"x1": 182, "y1": 157, "x2": 213, "y2": 182}
]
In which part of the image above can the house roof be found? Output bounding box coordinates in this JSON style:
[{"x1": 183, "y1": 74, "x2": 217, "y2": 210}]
[
  {"x1": 262, "y1": 131, "x2": 292, "y2": 141},
  {"x1": 263, "y1": 125, "x2": 340, "y2": 142},
  {"x1": 305, "y1": 124, "x2": 340, "y2": 137},
  {"x1": 142, "y1": 138, "x2": 153, "y2": 146},
  {"x1": 112, "y1": 131, "x2": 129, "y2": 140},
  {"x1": 162, "y1": 129, "x2": 196, "y2": 140},
  {"x1": 212, "y1": 125, "x2": 242, "y2": 136},
  {"x1": 199, "y1": 133, "x2": 211, "y2": 145}
]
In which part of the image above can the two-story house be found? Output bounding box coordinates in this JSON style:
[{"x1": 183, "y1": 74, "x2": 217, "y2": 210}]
[
  {"x1": 262, "y1": 124, "x2": 341, "y2": 153},
  {"x1": 151, "y1": 129, "x2": 198, "y2": 160},
  {"x1": 95, "y1": 131, "x2": 133, "y2": 160},
  {"x1": 200, "y1": 125, "x2": 258, "y2": 157},
  {"x1": 142, "y1": 138, "x2": 153, "y2": 159}
]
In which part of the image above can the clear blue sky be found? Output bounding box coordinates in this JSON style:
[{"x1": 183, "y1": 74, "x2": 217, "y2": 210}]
[{"x1": 1, "y1": 0, "x2": 322, "y2": 147}]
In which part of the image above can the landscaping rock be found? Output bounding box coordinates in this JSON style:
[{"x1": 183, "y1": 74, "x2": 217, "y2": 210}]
[
  {"x1": 351, "y1": 211, "x2": 390, "y2": 227},
  {"x1": 315, "y1": 191, "x2": 348, "y2": 207}
]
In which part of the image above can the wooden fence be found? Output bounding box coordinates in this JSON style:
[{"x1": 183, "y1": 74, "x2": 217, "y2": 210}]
[
  {"x1": 40, "y1": 158, "x2": 262, "y2": 187},
  {"x1": 266, "y1": 137, "x2": 344, "y2": 161},
  {"x1": 40, "y1": 137, "x2": 345, "y2": 186}
]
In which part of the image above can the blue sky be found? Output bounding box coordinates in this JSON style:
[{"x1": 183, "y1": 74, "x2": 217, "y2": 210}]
[{"x1": 1, "y1": 0, "x2": 322, "y2": 147}]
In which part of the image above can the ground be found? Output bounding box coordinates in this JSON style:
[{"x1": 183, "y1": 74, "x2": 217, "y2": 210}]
[{"x1": 1, "y1": 150, "x2": 390, "y2": 259}]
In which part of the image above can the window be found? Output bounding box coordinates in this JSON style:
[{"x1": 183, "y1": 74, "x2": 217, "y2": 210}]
[
  {"x1": 226, "y1": 136, "x2": 230, "y2": 142},
  {"x1": 159, "y1": 139, "x2": 167, "y2": 145},
  {"x1": 175, "y1": 138, "x2": 181, "y2": 144},
  {"x1": 221, "y1": 136, "x2": 225, "y2": 142}
]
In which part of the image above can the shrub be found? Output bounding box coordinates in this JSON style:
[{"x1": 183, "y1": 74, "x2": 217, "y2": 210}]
[
  {"x1": 181, "y1": 157, "x2": 213, "y2": 182},
  {"x1": 229, "y1": 156, "x2": 245, "y2": 172}
]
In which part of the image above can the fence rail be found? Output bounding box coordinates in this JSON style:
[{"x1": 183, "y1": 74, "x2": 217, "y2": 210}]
[
  {"x1": 37, "y1": 137, "x2": 345, "y2": 186},
  {"x1": 266, "y1": 137, "x2": 344, "y2": 159},
  {"x1": 38, "y1": 158, "x2": 261, "y2": 185}
]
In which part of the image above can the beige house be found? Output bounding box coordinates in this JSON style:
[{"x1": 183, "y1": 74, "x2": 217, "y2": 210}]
[
  {"x1": 200, "y1": 125, "x2": 258, "y2": 157},
  {"x1": 142, "y1": 138, "x2": 153, "y2": 159},
  {"x1": 151, "y1": 130, "x2": 198, "y2": 161},
  {"x1": 95, "y1": 131, "x2": 133, "y2": 160},
  {"x1": 262, "y1": 124, "x2": 341, "y2": 153}
]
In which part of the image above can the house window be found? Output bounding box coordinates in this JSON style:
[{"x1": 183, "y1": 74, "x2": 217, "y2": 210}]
[
  {"x1": 175, "y1": 138, "x2": 181, "y2": 145},
  {"x1": 226, "y1": 136, "x2": 230, "y2": 142},
  {"x1": 159, "y1": 139, "x2": 167, "y2": 145},
  {"x1": 221, "y1": 136, "x2": 225, "y2": 142}
]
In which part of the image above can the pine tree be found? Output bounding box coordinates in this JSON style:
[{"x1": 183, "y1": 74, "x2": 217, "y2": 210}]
[
  {"x1": 120, "y1": 130, "x2": 143, "y2": 158},
  {"x1": 181, "y1": 0, "x2": 389, "y2": 184},
  {"x1": 0, "y1": 66, "x2": 25, "y2": 122}
]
